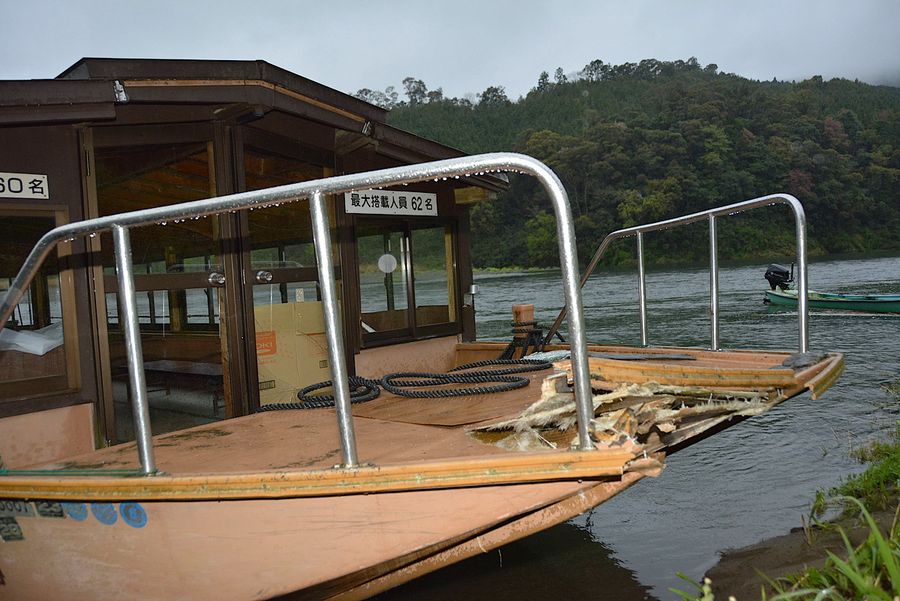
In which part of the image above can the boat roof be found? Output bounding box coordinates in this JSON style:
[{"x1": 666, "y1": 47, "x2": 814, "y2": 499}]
[{"x1": 0, "y1": 57, "x2": 509, "y2": 191}]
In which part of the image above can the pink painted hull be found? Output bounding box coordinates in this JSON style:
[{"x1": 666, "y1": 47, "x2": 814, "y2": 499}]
[{"x1": 1, "y1": 480, "x2": 604, "y2": 600}]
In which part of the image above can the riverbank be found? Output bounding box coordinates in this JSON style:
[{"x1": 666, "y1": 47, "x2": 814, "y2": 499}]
[
  {"x1": 699, "y1": 420, "x2": 900, "y2": 600},
  {"x1": 705, "y1": 508, "x2": 896, "y2": 599}
]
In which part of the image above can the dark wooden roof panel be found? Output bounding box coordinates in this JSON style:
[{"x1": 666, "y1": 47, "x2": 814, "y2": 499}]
[{"x1": 57, "y1": 58, "x2": 388, "y2": 123}]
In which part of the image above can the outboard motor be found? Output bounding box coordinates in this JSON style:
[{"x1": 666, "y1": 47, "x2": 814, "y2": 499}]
[{"x1": 764, "y1": 263, "x2": 794, "y2": 291}]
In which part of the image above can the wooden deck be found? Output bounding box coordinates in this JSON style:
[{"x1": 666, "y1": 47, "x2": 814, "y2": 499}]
[
  {"x1": 2, "y1": 342, "x2": 842, "y2": 501},
  {"x1": 44, "y1": 364, "x2": 557, "y2": 475}
]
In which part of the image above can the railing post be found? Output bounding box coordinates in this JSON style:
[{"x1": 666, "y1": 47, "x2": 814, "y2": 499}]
[
  {"x1": 112, "y1": 225, "x2": 156, "y2": 475},
  {"x1": 792, "y1": 202, "x2": 810, "y2": 353},
  {"x1": 709, "y1": 214, "x2": 720, "y2": 350},
  {"x1": 637, "y1": 232, "x2": 648, "y2": 346},
  {"x1": 309, "y1": 191, "x2": 358, "y2": 468}
]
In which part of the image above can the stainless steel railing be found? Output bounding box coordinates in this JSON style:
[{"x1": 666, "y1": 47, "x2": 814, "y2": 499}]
[
  {"x1": 0, "y1": 152, "x2": 596, "y2": 476},
  {"x1": 546, "y1": 194, "x2": 809, "y2": 353}
]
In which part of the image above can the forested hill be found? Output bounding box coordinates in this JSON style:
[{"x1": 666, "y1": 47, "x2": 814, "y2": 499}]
[{"x1": 356, "y1": 59, "x2": 900, "y2": 268}]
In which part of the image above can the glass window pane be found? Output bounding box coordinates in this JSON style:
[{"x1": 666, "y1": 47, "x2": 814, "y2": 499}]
[
  {"x1": 412, "y1": 226, "x2": 454, "y2": 326},
  {"x1": 96, "y1": 144, "x2": 219, "y2": 274},
  {"x1": 286, "y1": 282, "x2": 319, "y2": 303},
  {"x1": 243, "y1": 148, "x2": 327, "y2": 273},
  {"x1": 0, "y1": 213, "x2": 70, "y2": 399},
  {"x1": 284, "y1": 243, "x2": 316, "y2": 267},
  {"x1": 96, "y1": 143, "x2": 224, "y2": 439},
  {"x1": 244, "y1": 146, "x2": 337, "y2": 405},
  {"x1": 185, "y1": 288, "x2": 218, "y2": 325},
  {"x1": 358, "y1": 228, "x2": 408, "y2": 333}
]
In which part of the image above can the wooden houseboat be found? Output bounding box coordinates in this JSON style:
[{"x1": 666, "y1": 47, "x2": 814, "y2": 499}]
[{"x1": 0, "y1": 59, "x2": 843, "y2": 600}]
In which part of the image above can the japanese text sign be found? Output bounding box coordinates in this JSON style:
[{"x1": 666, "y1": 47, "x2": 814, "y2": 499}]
[
  {"x1": 344, "y1": 189, "x2": 437, "y2": 217},
  {"x1": 0, "y1": 172, "x2": 49, "y2": 200}
]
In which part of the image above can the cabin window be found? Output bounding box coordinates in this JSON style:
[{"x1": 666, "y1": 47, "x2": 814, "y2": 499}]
[
  {"x1": 357, "y1": 220, "x2": 459, "y2": 346},
  {"x1": 411, "y1": 226, "x2": 456, "y2": 327},
  {"x1": 94, "y1": 142, "x2": 225, "y2": 440},
  {"x1": 243, "y1": 145, "x2": 343, "y2": 405},
  {"x1": 0, "y1": 209, "x2": 78, "y2": 401},
  {"x1": 96, "y1": 143, "x2": 221, "y2": 333}
]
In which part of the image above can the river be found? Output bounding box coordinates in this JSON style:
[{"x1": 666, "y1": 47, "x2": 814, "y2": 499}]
[{"x1": 376, "y1": 254, "x2": 900, "y2": 600}]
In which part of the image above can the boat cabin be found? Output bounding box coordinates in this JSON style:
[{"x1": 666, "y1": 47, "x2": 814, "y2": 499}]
[{"x1": 0, "y1": 58, "x2": 505, "y2": 466}]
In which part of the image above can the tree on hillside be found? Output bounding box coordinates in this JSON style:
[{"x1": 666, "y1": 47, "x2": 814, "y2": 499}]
[
  {"x1": 353, "y1": 86, "x2": 399, "y2": 109},
  {"x1": 581, "y1": 59, "x2": 609, "y2": 82},
  {"x1": 478, "y1": 85, "x2": 510, "y2": 107},
  {"x1": 554, "y1": 67, "x2": 568, "y2": 85},
  {"x1": 402, "y1": 77, "x2": 428, "y2": 105}
]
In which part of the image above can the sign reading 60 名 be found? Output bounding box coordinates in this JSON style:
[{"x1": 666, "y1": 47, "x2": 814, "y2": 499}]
[{"x1": 0, "y1": 172, "x2": 49, "y2": 200}]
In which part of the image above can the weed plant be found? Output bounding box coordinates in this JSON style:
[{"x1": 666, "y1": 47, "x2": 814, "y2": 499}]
[
  {"x1": 673, "y1": 421, "x2": 900, "y2": 600},
  {"x1": 673, "y1": 500, "x2": 899, "y2": 600}
]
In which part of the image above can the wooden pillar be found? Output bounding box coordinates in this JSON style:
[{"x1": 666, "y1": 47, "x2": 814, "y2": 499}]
[{"x1": 512, "y1": 304, "x2": 535, "y2": 359}]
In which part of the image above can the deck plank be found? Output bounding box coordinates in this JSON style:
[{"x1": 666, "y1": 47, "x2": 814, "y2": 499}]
[{"x1": 41, "y1": 409, "x2": 518, "y2": 475}]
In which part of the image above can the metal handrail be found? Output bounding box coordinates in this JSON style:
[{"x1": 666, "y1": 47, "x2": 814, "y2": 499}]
[
  {"x1": 546, "y1": 194, "x2": 809, "y2": 353},
  {"x1": 0, "y1": 152, "x2": 596, "y2": 476}
]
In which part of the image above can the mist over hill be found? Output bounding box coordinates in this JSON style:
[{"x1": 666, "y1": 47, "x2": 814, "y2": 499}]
[{"x1": 357, "y1": 59, "x2": 900, "y2": 268}]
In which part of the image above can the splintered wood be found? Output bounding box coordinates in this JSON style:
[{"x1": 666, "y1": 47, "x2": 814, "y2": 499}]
[{"x1": 471, "y1": 371, "x2": 776, "y2": 453}]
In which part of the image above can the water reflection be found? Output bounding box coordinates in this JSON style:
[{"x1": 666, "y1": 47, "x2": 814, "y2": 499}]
[
  {"x1": 375, "y1": 521, "x2": 657, "y2": 601},
  {"x1": 382, "y1": 255, "x2": 900, "y2": 600}
]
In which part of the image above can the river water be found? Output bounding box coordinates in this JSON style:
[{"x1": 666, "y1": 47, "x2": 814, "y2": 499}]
[{"x1": 377, "y1": 254, "x2": 900, "y2": 600}]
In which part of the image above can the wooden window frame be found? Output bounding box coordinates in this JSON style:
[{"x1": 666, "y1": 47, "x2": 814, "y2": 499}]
[
  {"x1": 0, "y1": 205, "x2": 81, "y2": 402},
  {"x1": 356, "y1": 217, "x2": 461, "y2": 349}
]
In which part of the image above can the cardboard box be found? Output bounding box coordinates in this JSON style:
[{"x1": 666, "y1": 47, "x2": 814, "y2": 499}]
[{"x1": 254, "y1": 301, "x2": 332, "y2": 405}]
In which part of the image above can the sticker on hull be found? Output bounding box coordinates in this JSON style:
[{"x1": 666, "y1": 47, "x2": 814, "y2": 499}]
[
  {"x1": 61, "y1": 502, "x2": 88, "y2": 521},
  {"x1": 0, "y1": 500, "x2": 34, "y2": 518},
  {"x1": 90, "y1": 503, "x2": 118, "y2": 525},
  {"x1": 0, "y1": 517, "x2": 24, "y2": 541},
  {"x1": 34, "y1": 501, "x2": 64, "y2": 518},
  {"x1": 120, "y1": 502, "x2": 148, "y2": 528},
  {"x1": 0, "y1": 499, "x2": 150, "y2": 530}
]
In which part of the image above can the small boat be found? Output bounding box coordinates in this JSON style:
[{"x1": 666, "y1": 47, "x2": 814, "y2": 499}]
[
  {"x1": 0, "y1": 156, "x2": 844, "y2": 600},
  {"x1": 765, "y1": 288, "x2": 900, "y2": 313},
  {"x1": 763, "y1": 263, "x2": 900, "y2": 313}
]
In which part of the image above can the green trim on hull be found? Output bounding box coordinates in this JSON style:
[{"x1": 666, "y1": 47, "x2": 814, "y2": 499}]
[{"x1": 764, "y1": 289, "x2": 900, "y2": 313}]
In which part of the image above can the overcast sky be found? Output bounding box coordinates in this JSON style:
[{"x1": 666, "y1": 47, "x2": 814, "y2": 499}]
[{"x1": 3, "y1": 0, "x2": 899, "y2": 101}]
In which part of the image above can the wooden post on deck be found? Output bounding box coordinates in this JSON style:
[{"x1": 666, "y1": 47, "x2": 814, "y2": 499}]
[{"x1": 512, "y1": 304, "x2": 535, "y2": 359}]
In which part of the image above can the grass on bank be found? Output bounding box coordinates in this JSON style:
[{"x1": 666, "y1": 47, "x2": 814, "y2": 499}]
[{"x1": 672, "y1": 411, "x2": 900, "y2": 601}]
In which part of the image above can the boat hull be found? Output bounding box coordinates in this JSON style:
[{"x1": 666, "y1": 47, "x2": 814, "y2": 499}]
[
  {"x1": 0, "y1": 477, "x2": 642, "y2": 601},
  {"x1": 765, "y1": 289, "x2": 900, "y2": 313},
  {"x1": 0, "y1": 343, "x2": 844, "y2": 599}
]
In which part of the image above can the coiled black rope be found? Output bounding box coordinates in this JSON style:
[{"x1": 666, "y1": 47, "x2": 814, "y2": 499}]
[
  {"x1": 258, "y1": 359, "x2": 553, "y2": 408},
  {"x1": 256, "y1": 376, "x2": 381, "y2": 411},
  {"x1": 383, "y1": 359, "x2": 552, "y2": 398},
  {"x1": 450, "y1": 358, "x2": 553, "y2": 375},
  {"x1": 381, "y1": 372, "x2": 530, "y2": 398}
]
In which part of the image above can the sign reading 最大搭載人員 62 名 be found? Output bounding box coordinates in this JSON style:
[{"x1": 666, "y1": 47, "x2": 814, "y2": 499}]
[
  {"x1": 0, "y1": 172, "x2": 49, "y2": 200},
  {"x1": 344, "y1": 190, "x2": 437, "y2": 217}
]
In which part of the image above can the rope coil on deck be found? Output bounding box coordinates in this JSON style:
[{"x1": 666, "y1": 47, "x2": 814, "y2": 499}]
[
  {"x1": 450, "y1": 358, "x2": 553, "y2": 375},
  {"x1": 380, "y1": 372, "x2": 530, "y2": 398},
  {"x1": 256, "y1": 376, "x2": 381, "y2": 411},
  {"x1": 259, "y1": 359, "x2": 555, "y2": 408},
  {"x1": 382, "y1": 359, "x2": 553, "y2": 398}
]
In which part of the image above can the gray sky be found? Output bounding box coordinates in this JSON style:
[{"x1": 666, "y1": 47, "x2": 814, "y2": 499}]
[{"x1": 3, "y1": 0, "x2": 899, "y2": 100}]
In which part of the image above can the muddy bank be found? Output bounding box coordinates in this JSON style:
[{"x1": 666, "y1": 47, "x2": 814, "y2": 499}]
[{"x1": 705, "y1": 509, "x2": 896, "y2": 599}]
